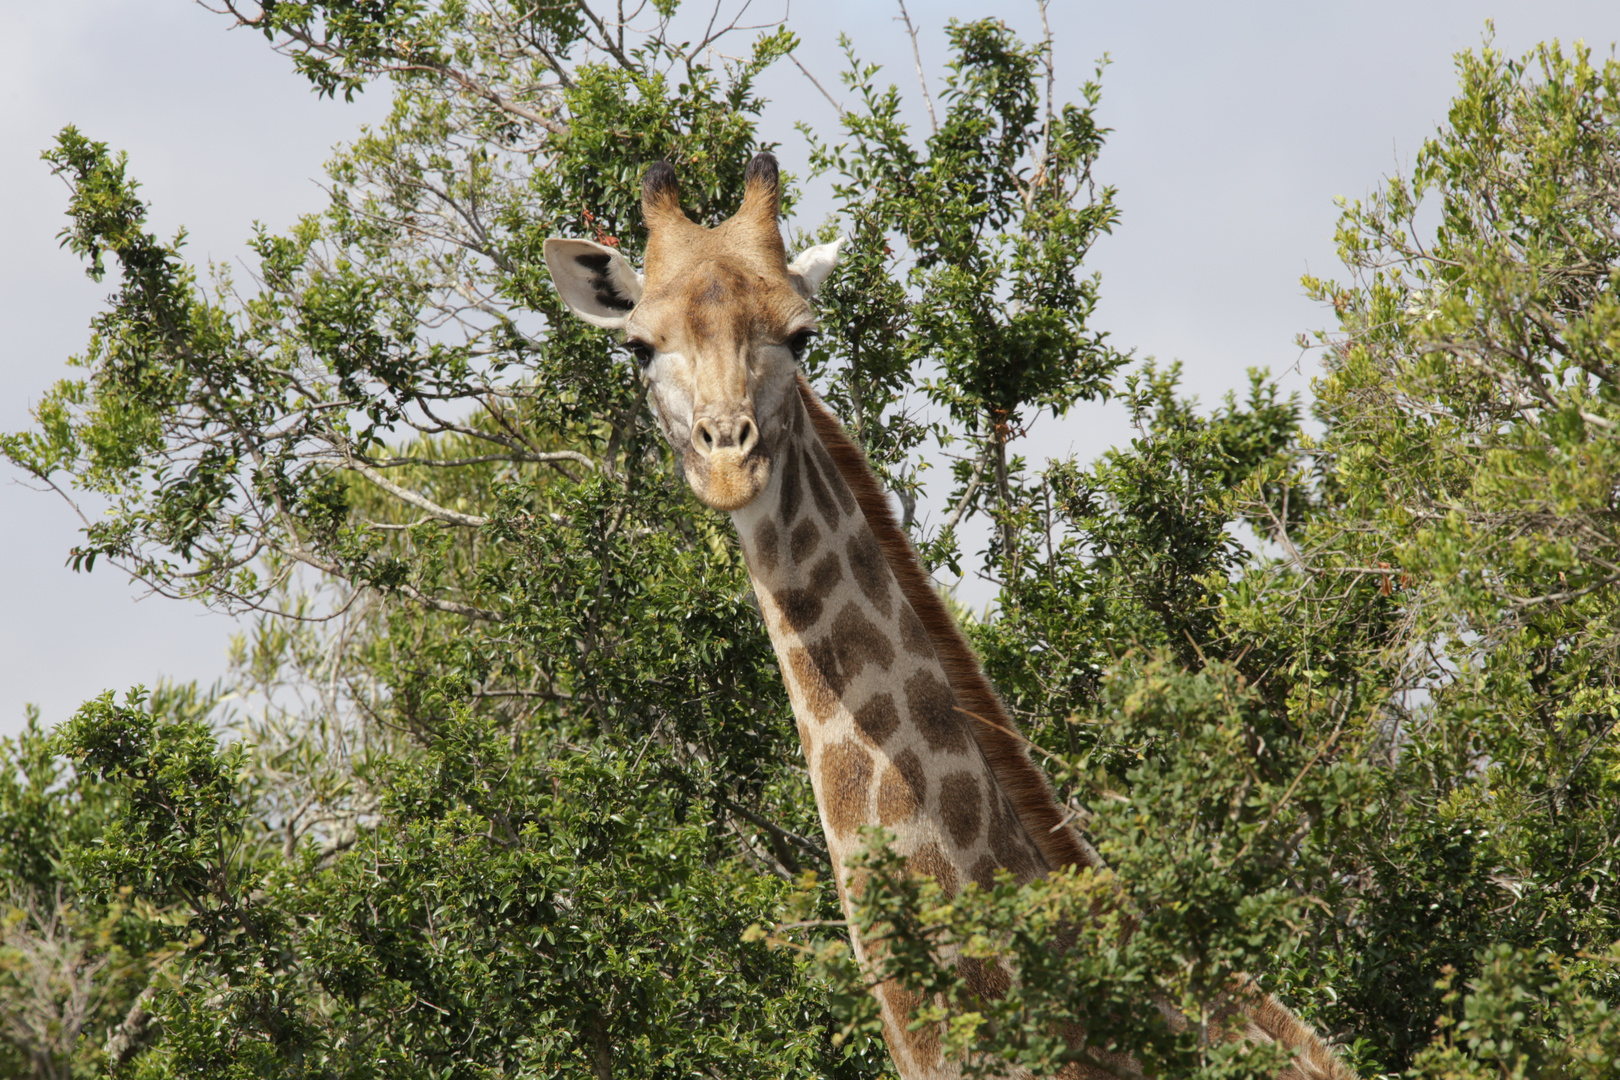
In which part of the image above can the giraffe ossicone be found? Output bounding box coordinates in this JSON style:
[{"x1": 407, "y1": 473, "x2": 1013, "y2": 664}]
[{"x1": 544, "y1": 152, "x2": 1357, "y2": 1080}]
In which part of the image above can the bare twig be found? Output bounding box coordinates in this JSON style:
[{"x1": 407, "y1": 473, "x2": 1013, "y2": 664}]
[
  {"x1": 894, "y1": 0, "x2": 938, "y2": 135},
  {"x1": 790, "y1": 53, "x2": 843, "y2": 115},
  {"x1": 940, "y1": 450, "x2": 989, "y2": 533},
  {"x1": 721, "y1": 798, "x2": 831, "y2": 867},
  {"x1": 363, "y1": 450, "x2": 598, "y2": 472},
  {"x1": 346, "y1": 459, "x2": 490, "y2": 527}
]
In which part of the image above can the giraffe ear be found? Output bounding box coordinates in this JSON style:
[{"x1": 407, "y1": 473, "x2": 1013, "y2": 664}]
[
  {"x1": 786, "y1": 236, "x2": 845, "y2": 298},
  {"x1": 543, "y1": 238, "x2": 645, "y2": 328}
]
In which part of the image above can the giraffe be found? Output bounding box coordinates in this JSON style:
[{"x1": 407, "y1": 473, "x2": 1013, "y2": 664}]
[{"x1": 543, "y1": 153, "x2": 1356, "y2": 1080}]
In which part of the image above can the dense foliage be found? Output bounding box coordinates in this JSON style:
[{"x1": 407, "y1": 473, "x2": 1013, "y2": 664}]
[{"x1": 2, "y1": 4, "x2": 1617, "y2": 1077}]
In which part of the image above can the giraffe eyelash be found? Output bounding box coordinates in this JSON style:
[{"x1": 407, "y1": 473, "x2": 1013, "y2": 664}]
[{"x1": 788, "y1": 328, "x2": 819, "y2": 360}]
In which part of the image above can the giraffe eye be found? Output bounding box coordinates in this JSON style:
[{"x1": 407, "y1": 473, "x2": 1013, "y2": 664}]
[
  {"x1": 787, "y1": 329, "x2": 819, "y2": 360},
  {"x1": 623, "y1": 339, "x2": 655, "y2": 366}
]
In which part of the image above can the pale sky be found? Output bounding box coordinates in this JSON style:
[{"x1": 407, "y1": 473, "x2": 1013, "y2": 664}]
[{"x1": 3, "y1": 1, "x2": 1617, "y2": 739}]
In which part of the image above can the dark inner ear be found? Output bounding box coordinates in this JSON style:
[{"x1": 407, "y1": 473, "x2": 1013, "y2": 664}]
[{"x1": 575, "y1": 252, "x2": 634, "y2": 312}]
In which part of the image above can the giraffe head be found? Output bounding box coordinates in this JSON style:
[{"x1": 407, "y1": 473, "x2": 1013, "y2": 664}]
[{"x1": 544, "y1": 153, "x2": 842, "y2": 511}]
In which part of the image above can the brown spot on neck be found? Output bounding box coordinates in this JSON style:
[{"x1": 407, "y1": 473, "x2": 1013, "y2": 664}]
[
  {"x1": 786, "y1": 646, "x2": 838, "y2": 721},
  {"x1": 752, "y1": 518, "x2": 780, "y2": 574},
  {"x1": 853, "y1": 692, "x2": 899, "y2": 746},
  {"x1": 805, "y1": 603, "x2": 897, "y2": 697},
  {"x1": 773, "y1": 551, "x2": 843, "y2": 632},
  {"x1": 907, "y1": 840, "x2": 958, "y2": 897},
  {"x1": 882, "y1": 985, "x2": 940, "y2": 1073},
  {"x1": 959, "y1": 955, "x2": 1012, "y2": 1004},
  {"x1": 821, "y1": 738, "x2": 875, "y2": 840},
  {"x1": 800, "y1": 440, "x2": 841, "y2": 524},
  {"x1": 877, "y1": 749, "x2": 927, "y2": 826},
  {"x1": 809, "y1": 435, "x2": 858, "y2": 516},
  {"x1": 789, "y1": 517, "x2": 821, "y2": 564},
  {"x1": 904, "y1": 670, "x2": 969, "y2": 755},
  {"x1": 969, "y1": 854, "x2": 1000, "y2": 890},
  {"x1": 777, "y1": 441, "x2": 803, "y2": 525},
  {"x1": 987, "y1": 792, "x2": 1040, "y2": 884},
  {"x1": 939, "y1": 771, "x2": 985, "y2": 849},
  {"x1": 847, "y1": 531, "x2": 893, "y2": 618},
  {"x1": 898, "y1": 604, "x2": 934, "y2": 658}
]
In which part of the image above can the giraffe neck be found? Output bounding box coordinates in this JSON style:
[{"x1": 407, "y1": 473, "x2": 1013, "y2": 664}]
[
  {"x1": 727, "y1": 380, "x2": 1355, "y2": 1080},
  {"x1": 731, "y1": 387, "x2": 1050, "y2": 889},
  {"x1": 729, "y1": 381, "x2": 1050, "y2": 1078}
]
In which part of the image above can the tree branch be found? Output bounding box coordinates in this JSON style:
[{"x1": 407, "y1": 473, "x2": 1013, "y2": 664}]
[
  {"x1": 346, "y1": 459, "x2": 490, "y2": 527},
  {"x1": 894, "y1": 0, "x2": 937, "y2": 136}
]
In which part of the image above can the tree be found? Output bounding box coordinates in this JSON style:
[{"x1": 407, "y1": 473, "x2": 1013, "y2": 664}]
[
  {"x1": 3, "y1": 4, "x2": 1618, "y2": 1078},
  {"x1": 1292, "y1": 35, "x2": 1620, "y2": 1074}
]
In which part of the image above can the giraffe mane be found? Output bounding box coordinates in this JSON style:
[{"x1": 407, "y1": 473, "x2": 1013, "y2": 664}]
[
  {"x1": 1244, "y1": 989, "x2": 1359, "y2": 1080},
  {"x1": 797, "y1": 376, "x2": 1107, "y2": 877}
]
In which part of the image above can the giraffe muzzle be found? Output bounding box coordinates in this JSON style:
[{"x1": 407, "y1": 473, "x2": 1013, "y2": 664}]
[{"x1": 685, "y1": 413, "x2": 771, "y2": 511}]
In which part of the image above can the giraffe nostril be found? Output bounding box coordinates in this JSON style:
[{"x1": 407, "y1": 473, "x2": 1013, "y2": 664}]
[
  {"x1": 693, "y1": 419, "x2": 717, "y2": 454},
  {"x1": 736, "y1": 417, "x2": 757, "y2": 453}
]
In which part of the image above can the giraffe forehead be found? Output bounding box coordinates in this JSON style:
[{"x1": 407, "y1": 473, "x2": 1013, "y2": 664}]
[{"x1": 635, "y1": 258, "x2": 810, "y2": 348}]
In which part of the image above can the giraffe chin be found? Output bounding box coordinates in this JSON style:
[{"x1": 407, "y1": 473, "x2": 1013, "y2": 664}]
[{"x1": 685, "y1": 448, "x2": 771, "y2": 511}]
